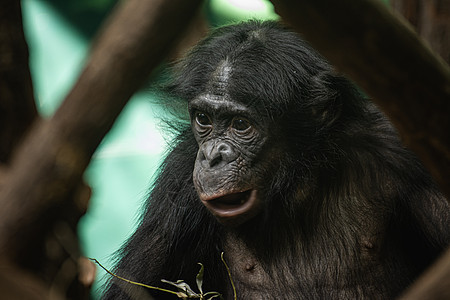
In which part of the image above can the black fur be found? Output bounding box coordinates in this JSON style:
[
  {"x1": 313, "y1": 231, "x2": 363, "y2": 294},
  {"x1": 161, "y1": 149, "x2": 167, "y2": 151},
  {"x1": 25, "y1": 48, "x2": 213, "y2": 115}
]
[{"x1": 102, "y1": 21, "x2": 449, "y2": 299}]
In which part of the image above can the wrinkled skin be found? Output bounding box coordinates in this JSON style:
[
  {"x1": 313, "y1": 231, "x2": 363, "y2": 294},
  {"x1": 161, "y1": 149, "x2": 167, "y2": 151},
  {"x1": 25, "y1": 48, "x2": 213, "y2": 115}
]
[{"x1": 189, "y1": 91, "x2": 277, "y2": 226}]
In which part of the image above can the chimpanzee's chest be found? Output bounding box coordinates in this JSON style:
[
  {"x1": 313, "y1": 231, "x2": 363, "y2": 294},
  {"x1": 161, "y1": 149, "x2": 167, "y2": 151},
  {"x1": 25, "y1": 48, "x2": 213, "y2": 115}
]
[
  {"x1": 221, "y1": 232, "x2": 393, "y2": 299},
  {"x1": 222, "y1": 234, "x2": 288, "y2": 299}
]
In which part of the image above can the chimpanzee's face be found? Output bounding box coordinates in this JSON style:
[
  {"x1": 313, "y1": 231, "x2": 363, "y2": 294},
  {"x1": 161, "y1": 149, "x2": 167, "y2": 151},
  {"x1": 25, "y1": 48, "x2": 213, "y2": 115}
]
[{"x1": 188, "y1": 61, "x2": 282, "y2": 227}]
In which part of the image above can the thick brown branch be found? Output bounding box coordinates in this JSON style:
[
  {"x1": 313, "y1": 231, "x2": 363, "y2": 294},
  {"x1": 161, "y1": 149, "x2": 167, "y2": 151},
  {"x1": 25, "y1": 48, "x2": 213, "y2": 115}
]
[
  {"x1": 0, "y1": 0, "x2": 202, "y2": 260},
  {"x1": 391, "y1": 0, "x2": 450, "y2": 64},
  {"x1": 0, "y1": 259, "x2": 47, "y2": 300},
  {"x1": 270, "y1": 0, "x2": 450, "y2": 198},
  {"x1": 0, "y1": 0, "x2": 37, "y2": 164},
  {"x1": 398, "y1": 247, "x2": 450, "y2": 299}
]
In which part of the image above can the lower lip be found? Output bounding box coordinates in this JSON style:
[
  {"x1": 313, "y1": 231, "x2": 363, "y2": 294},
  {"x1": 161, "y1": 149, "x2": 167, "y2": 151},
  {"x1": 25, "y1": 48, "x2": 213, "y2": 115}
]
[{"x1": 202, "y1": 189, "x2": 258, "y2": 218}]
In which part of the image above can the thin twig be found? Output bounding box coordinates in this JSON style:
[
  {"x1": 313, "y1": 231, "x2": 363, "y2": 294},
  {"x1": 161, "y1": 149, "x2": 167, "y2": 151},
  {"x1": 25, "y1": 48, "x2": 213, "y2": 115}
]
[
  {"x1": 89, "y1": 258, "x2": 180, "y2": 297},
  {"x1": 220, "y1": 252, "x2": 237, "y2": 300}
]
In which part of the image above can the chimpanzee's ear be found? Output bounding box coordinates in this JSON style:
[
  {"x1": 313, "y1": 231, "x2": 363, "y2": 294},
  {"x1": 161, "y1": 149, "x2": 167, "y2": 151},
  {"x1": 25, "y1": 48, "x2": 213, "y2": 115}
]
[
  {"x1": 309, "y1": 70, "x2": 366, "y2": 130},
  {"x1": 307, "y1": 72, "x2": 340, "y2": 129}
]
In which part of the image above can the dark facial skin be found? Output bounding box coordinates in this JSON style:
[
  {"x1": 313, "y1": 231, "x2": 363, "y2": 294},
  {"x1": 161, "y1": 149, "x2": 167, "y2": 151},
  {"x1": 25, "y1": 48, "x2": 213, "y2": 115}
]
[{"x1": 189, "y1": 93, "x2": 274, "y2": 226}]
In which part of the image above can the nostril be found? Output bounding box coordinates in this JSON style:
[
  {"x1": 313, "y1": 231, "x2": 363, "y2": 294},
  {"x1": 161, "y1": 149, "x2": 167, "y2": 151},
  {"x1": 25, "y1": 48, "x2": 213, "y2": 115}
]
[
  {"x1": 198, "y1": 150, "x2": 209, "y2": 168},
  {"x1": 218, "y1": 143, "x2": 227, "y2": 152},
  {"x1": 217, "y1": 142, "x2": 237, "y2": 163},
  {"x1": 217, "y1": 143, "x2": 230, "y2": 155},
  {"x1": 209, "y1": 155, "x2": 222, "y2": 168},
  {"x1": 210, "y1": 143, "x2": 228, "y2": 167}
]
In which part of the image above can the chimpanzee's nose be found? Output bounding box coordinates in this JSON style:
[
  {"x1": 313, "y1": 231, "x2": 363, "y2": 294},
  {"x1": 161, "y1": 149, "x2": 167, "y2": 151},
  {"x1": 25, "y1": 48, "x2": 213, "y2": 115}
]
[{"x1": 199, "y1": 140, "x2": 238, "y2": 168}]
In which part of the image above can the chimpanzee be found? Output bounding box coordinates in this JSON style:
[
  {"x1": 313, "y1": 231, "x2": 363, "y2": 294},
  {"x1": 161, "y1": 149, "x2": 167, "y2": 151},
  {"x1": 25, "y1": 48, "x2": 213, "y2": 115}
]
[{"x1": 102, "y1": 20, "x2": 449, "y2": 299}]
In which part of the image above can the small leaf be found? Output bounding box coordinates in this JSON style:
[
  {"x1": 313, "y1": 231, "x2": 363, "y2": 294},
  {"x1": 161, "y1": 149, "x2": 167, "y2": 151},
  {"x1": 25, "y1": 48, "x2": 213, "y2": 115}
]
[
  {"x1": 204, "y1": 291, "x2": 223, "y2": 299},
  {"x1": 161, "y1": 279, "x2": 199, "y2": 297},
  {"x1": 196, "y1": 263, "x2": 205, "y2": 294},
  {"x1": 175, "y1": 291, "x2": 188, "y2": 299}
]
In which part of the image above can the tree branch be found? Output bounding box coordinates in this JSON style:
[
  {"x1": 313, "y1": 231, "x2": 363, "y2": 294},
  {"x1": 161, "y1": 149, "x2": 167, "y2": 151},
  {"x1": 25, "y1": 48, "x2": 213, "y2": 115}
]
[
  {"x1": 398, "y1": 247, "x2": 450, "y2": 299},
  {"x1": 391, "y1": 0, "x2": 450, "y2": 64},
  {"x1": 0, "y1": 0, "x2": 202, "y2": 276},
  {"x1": 0, "y1": 0, "x2": 37, "y2": 164}
]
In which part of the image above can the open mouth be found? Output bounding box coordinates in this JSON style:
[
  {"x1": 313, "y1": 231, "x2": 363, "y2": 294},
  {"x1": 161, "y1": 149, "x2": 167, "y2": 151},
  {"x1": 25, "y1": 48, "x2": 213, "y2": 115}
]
[
  {"x1": 209, "y1": 190, "x2": 252, "y2": 209},
  {"x1": 201, "y1": 189, "x2": 258, "y2": 219}
]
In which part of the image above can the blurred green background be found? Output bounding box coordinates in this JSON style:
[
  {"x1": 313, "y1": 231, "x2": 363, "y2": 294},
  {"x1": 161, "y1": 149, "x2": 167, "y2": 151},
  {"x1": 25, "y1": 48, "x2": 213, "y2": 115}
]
[{"x1": 21, "y1": 0, "x2": 278, "y2": 297}]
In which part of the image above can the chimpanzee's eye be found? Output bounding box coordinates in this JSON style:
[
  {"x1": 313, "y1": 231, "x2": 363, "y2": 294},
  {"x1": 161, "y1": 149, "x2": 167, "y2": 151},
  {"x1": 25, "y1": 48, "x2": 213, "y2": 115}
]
[
  {"x1": 195, "y1": 112, "x2": 211, "y2": 127},
  {"x1": 232, "y1": 118, "x2": 251, "y2": 132}
]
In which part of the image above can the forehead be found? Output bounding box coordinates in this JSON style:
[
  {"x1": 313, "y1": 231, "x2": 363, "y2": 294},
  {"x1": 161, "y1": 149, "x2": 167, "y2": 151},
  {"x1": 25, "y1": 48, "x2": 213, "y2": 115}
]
[
  {"x1": 189, "y1": 94, "x2": 250, "y2": 116},
  {"x1": 188, "y1": 58, "x2": 255, "y2": 115},
  {"x1": 208, "y1": 60, "x2": 232, "y2": 95}
]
